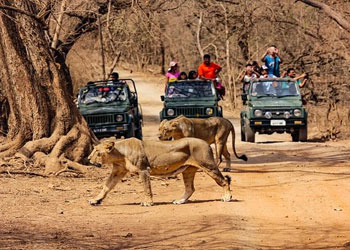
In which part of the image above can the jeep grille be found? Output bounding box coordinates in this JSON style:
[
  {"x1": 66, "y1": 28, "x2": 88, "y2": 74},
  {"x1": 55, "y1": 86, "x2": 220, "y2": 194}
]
[
  {"x1": 264, "y1": 110, "x2": 293, "y2": 118},
  {"x1": 84, "y1": 114, "x2": 115, "y2": 125},
  {"x1": 176, "y1": 107, "x2": 204, "y2": 116}
]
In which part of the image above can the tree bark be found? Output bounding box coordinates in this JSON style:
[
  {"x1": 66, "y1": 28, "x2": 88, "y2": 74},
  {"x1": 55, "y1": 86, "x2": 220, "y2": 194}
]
[{"x1": 0, "y1": 1, "x2": 97, "y2": 175}]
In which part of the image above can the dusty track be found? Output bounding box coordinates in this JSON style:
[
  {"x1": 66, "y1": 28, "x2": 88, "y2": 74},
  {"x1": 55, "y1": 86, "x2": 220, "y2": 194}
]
[{"x1": 1, "y1": 71, "x2": 350, "y2": 249}]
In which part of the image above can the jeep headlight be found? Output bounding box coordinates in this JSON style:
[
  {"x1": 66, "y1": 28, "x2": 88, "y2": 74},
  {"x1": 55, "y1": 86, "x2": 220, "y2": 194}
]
[
  {"x1": 294, "y1": 109, "x2": 302, "y2": 117},
  {"x1": 116, "y1": 115, "x2": 123, "y2": 122},
  {"x1": 206, "y1": 108, "x2": 214, "y2": 115},
  {"x1": 167, "y1": 108, "x2": 175, "y2": 116},
  {"x1": 254, "y1": 109, "x2": 263, "y2": 117},
  {"x1": 265, "y1": 111, "x2": 272, "y2": 119},
  {"x1": 284, "y1": 111, "x2": 291, "y2": 119}
]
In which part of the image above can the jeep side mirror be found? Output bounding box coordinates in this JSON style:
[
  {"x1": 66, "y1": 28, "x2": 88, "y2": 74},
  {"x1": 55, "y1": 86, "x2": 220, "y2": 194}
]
[
  {"x1": 160, "y1": 95, "x2": 165, "y2": 101},
  {"x1": 241, "y1": 93, "x2": 247, "y2": 104}
]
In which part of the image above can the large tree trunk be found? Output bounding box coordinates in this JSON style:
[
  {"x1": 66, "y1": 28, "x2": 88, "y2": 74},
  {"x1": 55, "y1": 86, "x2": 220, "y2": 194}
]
[{"x1": 0, "y1": 1, "x2": 97, "y2": 175}]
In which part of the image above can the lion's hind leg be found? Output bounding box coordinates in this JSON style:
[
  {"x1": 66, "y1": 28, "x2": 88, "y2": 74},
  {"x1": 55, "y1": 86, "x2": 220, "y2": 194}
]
[
  {"x1": 139, "y1": 169, "x2": 153, "y2": 207},
  {"x1": 173, "y1": 166, "x2": 197, "y2": 204},
  {"x1": 222, "y1": 145, "x2": 231, "y2": 172},
  {"x1": 202, "y1": 167, "x2": 232, "y2": 202},
  {"x1": 89, "y1": 165, "x2": 127, "y2": 206}
]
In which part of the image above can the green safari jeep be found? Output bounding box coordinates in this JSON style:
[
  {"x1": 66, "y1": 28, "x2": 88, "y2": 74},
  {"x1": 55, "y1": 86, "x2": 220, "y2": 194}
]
[
  {"x1": 77, "y1": 79, "x2": 142, "y2": 139},
  {"x1": 240, "y1": 78, "x2": 307, "y2": 143},
  {"x1": 160, "y1": 80, "x2": 223, "y2": 120}
]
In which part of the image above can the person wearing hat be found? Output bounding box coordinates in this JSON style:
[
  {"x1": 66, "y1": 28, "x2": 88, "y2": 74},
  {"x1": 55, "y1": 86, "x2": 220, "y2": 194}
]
[{"x1": 165, "y1": 61, "x2": 180, "y2": 87}]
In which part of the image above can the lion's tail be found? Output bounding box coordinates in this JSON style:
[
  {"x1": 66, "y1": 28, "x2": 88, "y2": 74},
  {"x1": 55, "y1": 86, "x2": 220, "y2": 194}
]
[{"x1": 231, "y1": 126, "x2": 248, "y2": 162}]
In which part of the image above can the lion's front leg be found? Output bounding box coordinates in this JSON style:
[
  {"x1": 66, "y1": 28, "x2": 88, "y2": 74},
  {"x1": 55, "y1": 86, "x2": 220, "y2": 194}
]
[
  {"x1": 89, "y1": 166, "x2": 127, "y2": 206},
  {"x1": 173, "y1": 166, "x2": 197, "y2": 204},
  {"x1": 139, "y1": 169, "x2": 153, "y2": 206}
]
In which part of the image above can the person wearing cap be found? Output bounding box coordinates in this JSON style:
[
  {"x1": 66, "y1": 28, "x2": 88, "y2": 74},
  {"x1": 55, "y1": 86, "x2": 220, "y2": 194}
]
[
  {"x1": 165, "y1": 61, "x2": 180, "y2": 86},
  {"x1": 241, "y1": 64, "x2": 258, "y2": 93},
  {"x1": 198, "y1": 54, "x2": 222, "y2": 80}
]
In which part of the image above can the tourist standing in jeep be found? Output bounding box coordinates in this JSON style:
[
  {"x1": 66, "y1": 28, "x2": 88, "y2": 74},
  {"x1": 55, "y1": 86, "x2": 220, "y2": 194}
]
[{"x1": 198, "y1": 54, "x2": 222, "y2": 80}]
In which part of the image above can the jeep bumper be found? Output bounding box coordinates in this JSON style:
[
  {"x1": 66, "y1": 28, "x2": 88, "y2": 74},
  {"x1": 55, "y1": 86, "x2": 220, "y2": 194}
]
[{"x1": 248, "y1": 118, "x2": 307, "y2": 133}]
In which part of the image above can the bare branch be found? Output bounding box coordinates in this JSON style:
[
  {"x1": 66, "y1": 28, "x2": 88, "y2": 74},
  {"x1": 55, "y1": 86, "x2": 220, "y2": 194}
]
[
  {"x1": 0, "y1": 4, "x2": 47, "y2": 28},
  {"x1": 297, "y1": 0, "x2": 350, "y2": 33}
]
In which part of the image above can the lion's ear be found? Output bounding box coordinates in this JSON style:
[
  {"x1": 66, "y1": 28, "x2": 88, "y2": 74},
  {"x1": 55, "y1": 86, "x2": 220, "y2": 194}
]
[
  {"x1": 170, "y1": 120, "x2": 178, "y2": 128},
  {"x1": 104, "y1": 141, "x2": 115, "y2": 153},
  {"x1": 159, "y1": 119, "x2": 168, "y2": 129}
]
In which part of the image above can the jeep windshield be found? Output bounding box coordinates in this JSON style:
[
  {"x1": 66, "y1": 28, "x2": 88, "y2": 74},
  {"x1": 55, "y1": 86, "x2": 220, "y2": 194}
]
[
  {"x1": 250, "y1": 79, "x2": 300, "y2": 98},
  {"x1": 166, "y1": 80, "x2": 216, "y2": 98},
  {"x1": 79, "y1": 85, "x2": 128, "y2": 105}
]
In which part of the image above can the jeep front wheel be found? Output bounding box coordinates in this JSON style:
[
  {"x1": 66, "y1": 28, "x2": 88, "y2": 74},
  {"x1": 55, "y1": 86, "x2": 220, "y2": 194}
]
[
  {"x1": 244, "y1": 118, "x2": 255, "y2": 143},
  {"x1": 241, "y1": 120, "x2": 246, "y2": 141},
  {"x1": 299, "y1": 126, "x2": 307, "y2": 142},
  {"x1": 125, "y1": 123, "x2": 135, "y2": 138}
]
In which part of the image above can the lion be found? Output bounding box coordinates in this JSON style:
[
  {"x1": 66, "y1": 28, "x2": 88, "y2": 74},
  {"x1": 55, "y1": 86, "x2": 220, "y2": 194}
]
[
  {"x1": 88, "y1": 137, "x2": 232, "y2": 206},
  {"x1": 158, "y1": 115, "x2": 247, "y2": 172}
]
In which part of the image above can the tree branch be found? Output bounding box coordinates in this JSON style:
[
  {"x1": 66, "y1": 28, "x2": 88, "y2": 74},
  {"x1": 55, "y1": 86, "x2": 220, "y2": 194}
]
[
  {"x1": 0, "y1": 4, "x2": 47, "y2": 28},
  {"x1": 297, "y1": 0, "x2": 350, "y2": 33}
]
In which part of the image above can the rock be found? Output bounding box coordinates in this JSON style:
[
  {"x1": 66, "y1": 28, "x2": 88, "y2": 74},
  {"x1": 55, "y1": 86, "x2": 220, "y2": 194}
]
[{"x1": 123, "y1": 233, "x2": 133, "y2": 238}]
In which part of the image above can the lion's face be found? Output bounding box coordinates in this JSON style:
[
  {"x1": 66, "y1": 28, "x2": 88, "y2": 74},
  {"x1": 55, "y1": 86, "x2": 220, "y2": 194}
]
[
  {"x1": 158, "y1": 120, "x2": 182, "y2": 140},
  {"x1": 88, "y1": 141, "x2": 115, "y2": 164}
]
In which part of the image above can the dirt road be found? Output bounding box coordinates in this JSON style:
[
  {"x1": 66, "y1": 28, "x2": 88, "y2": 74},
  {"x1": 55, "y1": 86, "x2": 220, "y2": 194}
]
[{"x1": 1, "y1": 71, "x2": 350, "y2": 249}]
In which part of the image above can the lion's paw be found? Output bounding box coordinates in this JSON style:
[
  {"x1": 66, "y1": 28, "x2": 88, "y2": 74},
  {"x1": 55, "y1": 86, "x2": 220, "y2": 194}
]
[
  {"x1": 173, "y1": 199, "x2": 186, "y2": 205},
  {"x1": 88, "y1": 199, "x2": 102, "y2": 206},
  {"x1": 221, "y1": 194, "x2": 232, "y2": 202},
  {"x1": 140, "y1": 201, "x2": 153, "y2": 207}
]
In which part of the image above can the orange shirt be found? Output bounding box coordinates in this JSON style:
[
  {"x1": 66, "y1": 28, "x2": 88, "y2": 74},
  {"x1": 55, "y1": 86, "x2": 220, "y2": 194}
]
[{"x1": 198, "y1": 62, "x2": 222, "y2": 79}]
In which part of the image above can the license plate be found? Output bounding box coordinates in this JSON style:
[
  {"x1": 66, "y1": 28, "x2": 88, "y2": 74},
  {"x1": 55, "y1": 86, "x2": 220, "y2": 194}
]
[
  {"x1": 93, "y1": 128, "x2": 107, "y2": 133},
  {"x1": 271, "y1": 120, "x2": 286, "y2": 126}
]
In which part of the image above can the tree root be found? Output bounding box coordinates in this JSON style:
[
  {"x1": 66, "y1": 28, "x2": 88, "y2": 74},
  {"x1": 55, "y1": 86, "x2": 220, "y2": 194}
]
[{"x1": 0, "y1": 170, "x2": 46, "y2": 177}]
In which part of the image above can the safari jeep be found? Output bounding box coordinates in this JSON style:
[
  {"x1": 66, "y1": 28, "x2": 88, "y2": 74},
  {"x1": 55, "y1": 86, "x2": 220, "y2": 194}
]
[
  {"x1": 77, "y1": 79, "x2": 142, "y2": 139},
  {"x1": 240, "y1": 78, "x2": 307, "y2": 143},
  {"x1": 160, "y1": 80, "x2": 223, "y2": 121}
]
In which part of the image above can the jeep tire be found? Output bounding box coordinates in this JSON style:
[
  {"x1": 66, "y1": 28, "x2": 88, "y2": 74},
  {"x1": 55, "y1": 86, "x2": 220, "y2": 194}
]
[
  {"x1": 240, "y1": 120, "x2": 246, "y2": 141},
  {"x1": 125, "y1": 123, "x2": 135, "y2": 138},
  {"x1": 244, "y1": 118, "x2": 255, "y2": 143},
  {"x1": 291, "y1": 126, "x2": 307, "y2": 142}
]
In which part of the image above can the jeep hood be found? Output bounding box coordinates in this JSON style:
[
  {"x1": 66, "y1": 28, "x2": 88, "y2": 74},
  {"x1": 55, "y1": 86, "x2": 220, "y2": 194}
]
[
  {"x1": 250, "y1": 98, "x2": 302, "y2": 108},
  {"x1": 165, "y1": 100, "x2": 217, "y2": 107},
  {"x1": 79, "y1": 105, "x2": 129, "y2": 115}
]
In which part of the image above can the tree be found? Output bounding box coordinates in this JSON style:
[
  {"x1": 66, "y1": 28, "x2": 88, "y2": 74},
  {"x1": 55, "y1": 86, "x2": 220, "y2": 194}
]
[{"x1": 0, "y1": 1, "x2": 97, "y2": 175}]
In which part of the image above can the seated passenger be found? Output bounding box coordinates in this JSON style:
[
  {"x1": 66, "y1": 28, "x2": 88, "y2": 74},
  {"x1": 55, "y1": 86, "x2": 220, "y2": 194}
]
[
  {"x1": 188, "y1": 70, "x2": 198, "y2": 80},
  {"x1": 241, "y1": 64, "x2": 257, "y2": 93},
  {"x1": 178, "y1": 72, "x2": 188, "y2": 80}
]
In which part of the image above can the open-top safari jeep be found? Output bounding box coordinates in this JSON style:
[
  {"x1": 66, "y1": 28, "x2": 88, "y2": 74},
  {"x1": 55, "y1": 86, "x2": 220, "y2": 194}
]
[
  {"x1": 160, "y1": 80, "x2": 223, "y2": 121},
  {"x1": 240, "y1": 78, "x2": 307, "y2": 143},
  {"x1": 77, "y1": 79, "x2": 142, "y2": 139}
]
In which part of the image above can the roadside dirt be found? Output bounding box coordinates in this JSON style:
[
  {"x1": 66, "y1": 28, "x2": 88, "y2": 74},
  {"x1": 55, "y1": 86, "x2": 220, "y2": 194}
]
[{"x1": 1, "y1": 71, "x2": 350, "y2": 250}]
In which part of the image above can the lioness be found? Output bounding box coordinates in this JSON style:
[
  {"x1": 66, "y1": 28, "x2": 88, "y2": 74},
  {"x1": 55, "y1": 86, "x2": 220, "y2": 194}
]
[
  {"x1": 158, "y1": 116, "x2": 247, "y2": 172},
  {"x1": 88, "y1": 137, "x2": 232, "y2": 206}
]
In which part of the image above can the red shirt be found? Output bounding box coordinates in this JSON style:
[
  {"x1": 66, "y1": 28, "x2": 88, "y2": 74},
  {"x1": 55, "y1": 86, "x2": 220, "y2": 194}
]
[{"x1": 198, "y1": 62, "x2": 222, "y2": 79}]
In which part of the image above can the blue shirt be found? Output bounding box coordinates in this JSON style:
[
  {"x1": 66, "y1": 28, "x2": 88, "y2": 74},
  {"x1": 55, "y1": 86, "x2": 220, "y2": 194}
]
[{"x1": 264, "y1": 55, "x2": 281, "y2": 77}]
